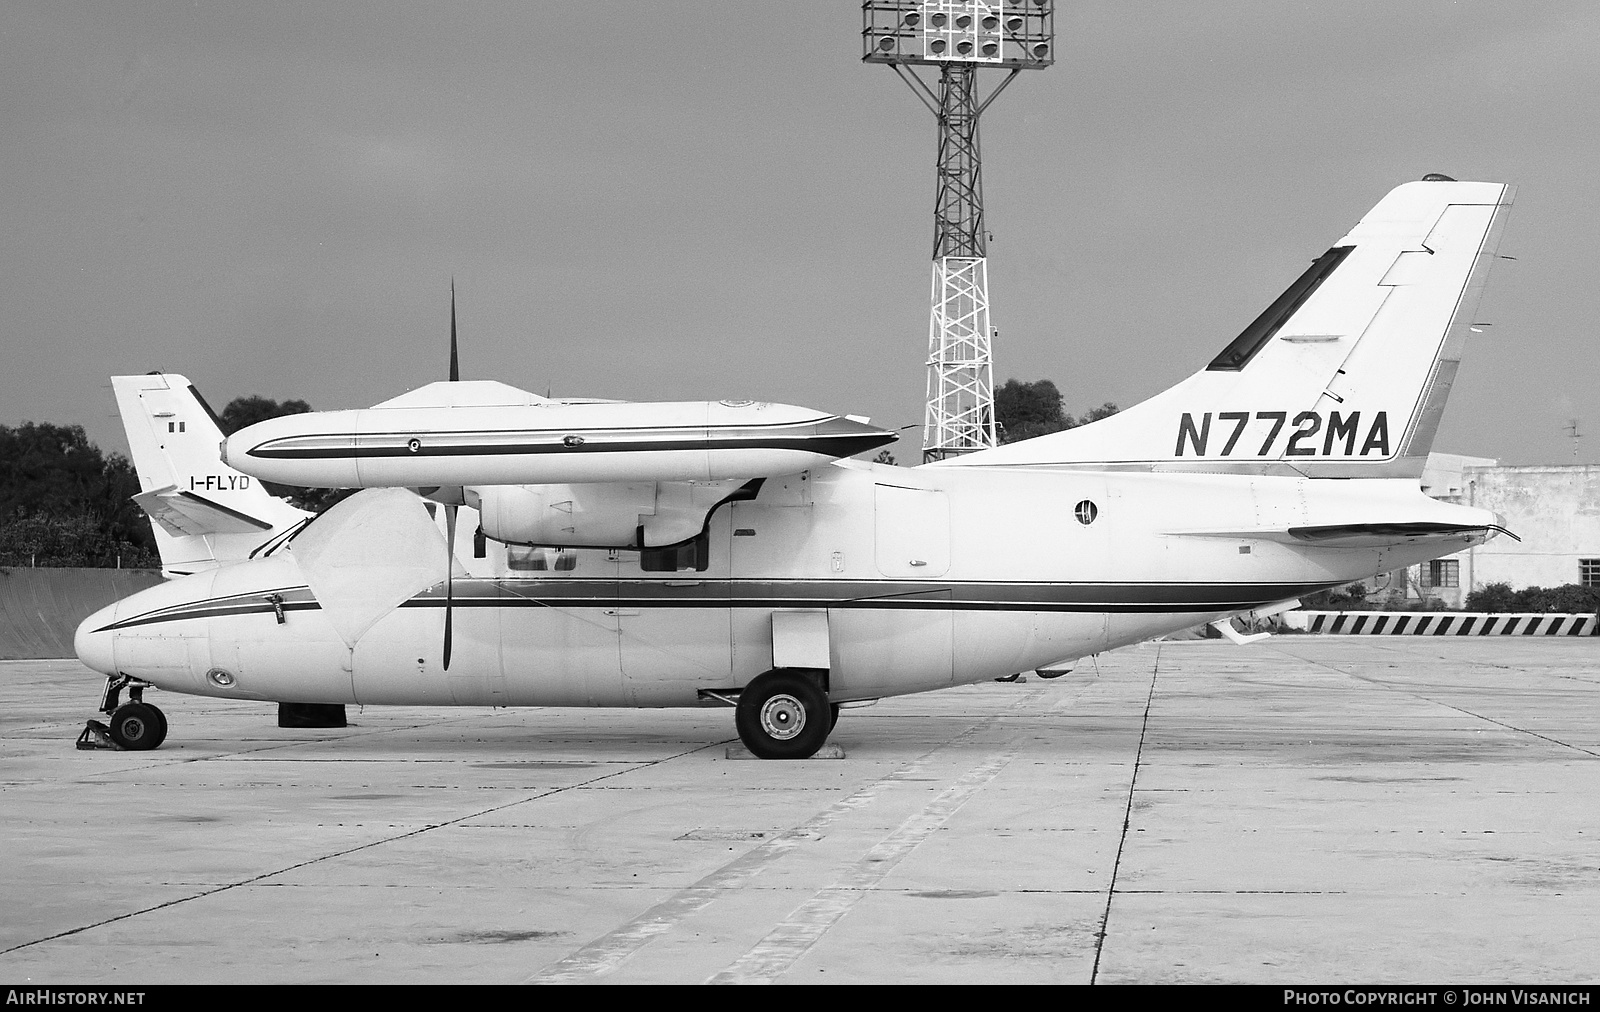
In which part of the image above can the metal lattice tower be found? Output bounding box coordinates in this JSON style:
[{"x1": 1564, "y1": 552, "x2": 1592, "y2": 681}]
[
  {"x1": 863, "y1": 2, "x2": 1055, "y2": 461},
  {"x1": 926, "y1": 65, "x2": 991, "y2": 459}
]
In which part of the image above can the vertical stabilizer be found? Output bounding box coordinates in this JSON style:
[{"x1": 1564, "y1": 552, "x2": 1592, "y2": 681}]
[
  {"x1": 936, "y1": 178, "x2": 1515, "y2": 478},
  {"x1": 112, "y1": 374, "x2": 310, "y2": 577}
]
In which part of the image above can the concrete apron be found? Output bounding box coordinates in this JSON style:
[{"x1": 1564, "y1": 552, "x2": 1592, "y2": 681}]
[{"x1": 0, "y1": 636, "x2": 1596, "y2": 983}]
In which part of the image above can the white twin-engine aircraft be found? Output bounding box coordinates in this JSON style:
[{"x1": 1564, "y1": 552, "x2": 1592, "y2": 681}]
[{"x1": 78, "y1": 178, "x2": 1516, "y2": 759}]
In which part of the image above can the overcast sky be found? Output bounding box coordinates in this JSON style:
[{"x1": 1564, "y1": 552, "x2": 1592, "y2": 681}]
[{"x1": 3, "y1": 1, "x2": 1596, "y2": 465}]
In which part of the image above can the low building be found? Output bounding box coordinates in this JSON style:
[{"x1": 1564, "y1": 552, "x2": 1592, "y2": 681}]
[{"x1": 1388, "y1": 456, "x2": 1600, "y2": 608}]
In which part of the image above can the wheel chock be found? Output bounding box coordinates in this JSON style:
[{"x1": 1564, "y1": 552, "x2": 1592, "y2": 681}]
[
  {"x1": 76, "y1": 720, "x2": 120, "y2": 751},
  {"x1": 724, "y1": 743, "x2": 846, "y2": 760}
]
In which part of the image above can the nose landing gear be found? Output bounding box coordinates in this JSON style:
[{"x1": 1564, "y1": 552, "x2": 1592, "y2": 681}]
[{"x1": 77, "y1": 674, "x2": 168, "y2": 751}]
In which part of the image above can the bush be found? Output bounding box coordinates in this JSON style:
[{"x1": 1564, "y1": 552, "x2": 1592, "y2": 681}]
[
  {"x1": 1300, "y1": 583, "x2": 1372, "y2": 610},
  {"x1": 1464, "y1": 582, "x2": 1600, "y2": 614},
  {"x1": 1464, "y1": 582, "x2": 1516, "y2": 613},
  {"x1": 0, "y1": 510, "x2": 158, "y2": 568}
]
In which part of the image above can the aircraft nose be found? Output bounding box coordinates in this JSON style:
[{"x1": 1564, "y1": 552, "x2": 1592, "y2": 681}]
[{"x1": 75, "y1": 603, "x2": 118, "y2": 675}]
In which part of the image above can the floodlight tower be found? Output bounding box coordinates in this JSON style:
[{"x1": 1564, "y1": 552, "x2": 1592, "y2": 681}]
[{"x1": 863, "y1": 1, "x2": 1055, "y2": 461}]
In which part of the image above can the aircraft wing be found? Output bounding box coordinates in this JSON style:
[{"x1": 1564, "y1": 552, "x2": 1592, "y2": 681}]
[
  {"x1": 133, "y1": 485, "x2": 276, "y2": 537},
  {"x1": 224, "y1": 396, "x2": 895, "y2": 490}
]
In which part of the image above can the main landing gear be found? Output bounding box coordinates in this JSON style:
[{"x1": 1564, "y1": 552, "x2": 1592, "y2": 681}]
[
  {"x1": 77, "y1": 674, "x2": 168, "y2": 751},
  {"x1": 734, "y1": 669, "x2": 835, "y2": 760}
]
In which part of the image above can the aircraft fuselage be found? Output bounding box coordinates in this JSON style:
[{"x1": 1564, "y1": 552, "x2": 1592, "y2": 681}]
[{"x1": 75, "y1": 460, "x2": 1495, "y2": 708}]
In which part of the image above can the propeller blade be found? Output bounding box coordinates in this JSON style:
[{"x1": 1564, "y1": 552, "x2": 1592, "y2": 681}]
[
  {"x1": 443, "y1": 502, "x2": 457, "y2": 670},
  {"x1": 449, "y1": 279, "x2": 460, "y2": 382}
]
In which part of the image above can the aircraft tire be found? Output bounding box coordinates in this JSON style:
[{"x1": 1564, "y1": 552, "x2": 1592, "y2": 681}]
[
  {"x1": 109, "y1": 702, "x2": 167, "y2": 751},
  {"x1": 1036, "y1": 670, "x2": 1066, "y2": 679},
  {"x1": 735, "y1": 671, "x2": 830, "y2": 760},
  {"x1": 146, "y1": 703, "x2": 168, "y2": 742},
  {"x1": 830, "y1": 703, "x2": 841, "y2": 733}
]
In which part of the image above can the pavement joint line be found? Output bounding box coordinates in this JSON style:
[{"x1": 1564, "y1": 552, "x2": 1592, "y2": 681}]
[
  {"x1": 0, "y1": 737, "x2": 726, "y2": 959},
  {"x1": 524, "y1": 715, "x2": 1017, "y2": 985},
  {"x1": 1419, "y1": 702, "x2": 1600, "y2": 760},
  {"x1": 1089, "y1": 642, "x2": 1161, "y2": 986},
  {"x1": 1268, "y1": 641, "x2": 1600, "y2": 760},
  {"x1": 703, "y1": 746, "x2": 1020, "y2": 985},
  {"x1": 195, "y1": 882, "x2": 1355, "y2": 896}
]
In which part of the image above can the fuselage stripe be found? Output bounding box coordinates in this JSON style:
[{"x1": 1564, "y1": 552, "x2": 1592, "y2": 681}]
[{"x1": 97, "y1": 578, "x2": 1343, "y2": 632}]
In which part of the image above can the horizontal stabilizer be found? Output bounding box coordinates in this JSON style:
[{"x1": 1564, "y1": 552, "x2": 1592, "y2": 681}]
[
  {"x1": 1210, "y1": 619, "x2": 1271, "y2": 646},
  {"x1": 133, "y1": 485, "x2": 275, "y2": 536},
  {"x1": 1166, "y1": 521, "x2": 1513, "y2": 549}
]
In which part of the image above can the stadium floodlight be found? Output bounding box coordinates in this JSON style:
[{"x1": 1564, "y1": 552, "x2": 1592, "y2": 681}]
[{"x1": 863, "y1": 1, "x2": 1054, "y2": 67}]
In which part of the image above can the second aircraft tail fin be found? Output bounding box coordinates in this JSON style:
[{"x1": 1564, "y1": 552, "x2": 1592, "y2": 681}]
[{"x1": 112, "y1": 373, "x2": 310, "y2": 577}]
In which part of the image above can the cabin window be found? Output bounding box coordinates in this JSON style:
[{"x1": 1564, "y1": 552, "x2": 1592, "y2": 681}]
[
  {"x1": 1074, "y1": 500, "x2": 1098, "y2": 526},
  {"x1": 1580, "y1": 559, "x2": 1600, "y2": 587},
  {"x1": 640, "y1": 531, "x2": 709, "y2": 573},
  {"x1": 1426, "y1": 559, "x2": 1459, "y2": 588},
  {"x1": 506, "y1": 546, "x2": 578, "y2": 572}
]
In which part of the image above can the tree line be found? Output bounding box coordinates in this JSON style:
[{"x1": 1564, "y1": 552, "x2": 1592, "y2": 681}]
[
  {"x1": 995, "y1": 378, "x2": 1117, "y2": 443},
  {"x1": 869, "y1": 378, "x2": 1116, "y2": 467},
  {"x1": 0, "y1": 395, "x2": 318, "y2": 568}
]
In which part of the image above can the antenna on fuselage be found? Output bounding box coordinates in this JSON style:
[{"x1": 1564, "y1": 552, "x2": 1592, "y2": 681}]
[{"x1": 449, "y1": 278, "x2": 460, "y2": 383}]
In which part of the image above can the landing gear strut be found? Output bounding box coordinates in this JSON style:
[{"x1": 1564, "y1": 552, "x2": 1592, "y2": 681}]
[
  {"x1": 734, "y1": 669, "x2": 832, "y2": 760},
  {"x1": 77, "y1": 674, "x2": 167, "y2": 751}
]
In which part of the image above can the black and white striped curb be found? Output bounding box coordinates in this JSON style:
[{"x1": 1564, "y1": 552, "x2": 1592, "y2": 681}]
[{"x1": 1283, "y1": 611, "x2": 1596, "y2": 636}]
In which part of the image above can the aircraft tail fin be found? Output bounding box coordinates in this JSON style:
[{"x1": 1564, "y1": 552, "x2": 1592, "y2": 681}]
[
  {"x1": 112, "y1": 373, "x2": 310, "y2": 577},
  {"x1": 936, "y1": 178, "x2": 1514, "y2": 478}
]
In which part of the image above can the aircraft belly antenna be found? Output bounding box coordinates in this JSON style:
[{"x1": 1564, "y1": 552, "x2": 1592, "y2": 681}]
[{"x1": 862, "y1": 2, "x2": 1056, "y2": 462}]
